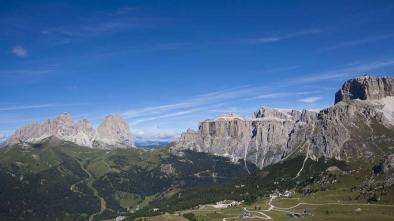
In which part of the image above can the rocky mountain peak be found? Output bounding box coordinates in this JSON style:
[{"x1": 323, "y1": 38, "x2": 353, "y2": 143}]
[
  {"x1": 7, "y1": 113, "x2": 132, "y2": 149},
  {"x1": 96, "y1": 115, "x2": 132, "y2": 148},
  {"x1": 335, "y1": 75, "x2": 394, "y2": 104},
  {"x1": 52, "y1": 112, "x2": 74, "y2": 126}
]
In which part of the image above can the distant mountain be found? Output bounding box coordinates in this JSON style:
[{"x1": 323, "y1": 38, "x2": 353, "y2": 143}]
[
  {"x1": 134, "y1": 140, "x2": 173, "y2": 148},
  {"x1": 174, "y1": 75, "x2": 394, "y2": 168},
  {"x1": 5, "y1": 113, "x2": 132, "y2": 149}
]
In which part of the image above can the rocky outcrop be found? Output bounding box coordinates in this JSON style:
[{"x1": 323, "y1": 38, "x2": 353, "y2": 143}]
[
  {"x1": 175, "y1": 75, "x2": 394, "y2": 168},
  {"x1": 7, "y1": 113, "x2": 132, "y2": 149},
  {"x1": 335, "y1": 76, "x2": 394, "y2": 104},
  {"x1": 94, "y1": 115, "x2": 132, "y2": 148}
]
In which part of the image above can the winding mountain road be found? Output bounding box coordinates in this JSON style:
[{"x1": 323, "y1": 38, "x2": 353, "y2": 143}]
[{"x1": 72, "y1": 159, "x2": 108, "y2": 221}]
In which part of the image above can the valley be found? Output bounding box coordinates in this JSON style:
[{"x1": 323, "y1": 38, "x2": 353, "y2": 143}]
[{"x1": 1, "y1": 76, "x2": 394, "y2": 221}]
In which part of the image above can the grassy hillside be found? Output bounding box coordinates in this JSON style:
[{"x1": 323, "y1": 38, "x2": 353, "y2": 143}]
[
  {"x1": 1, "y1": 114, "x2": 393, "y2": 221},
  {"x1": 130, "y1": 155, "x2": 394, "y2": 221},
  {"x1": 0, "y1": 138, "x2": 254, "y2": 221}
]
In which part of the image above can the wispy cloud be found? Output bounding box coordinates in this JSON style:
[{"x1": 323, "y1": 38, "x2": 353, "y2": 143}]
[
  {"x1": 0, "y1": 67, "x2": 55, "y2": 77},
  {"x1": 249, "y1": 90, "x2": 321, "y2": 101},
  {"x1": 0, "y1": 103, "x2": 87, "y2": 111},
  {"x1": 12, "y1": 46, "x2": 28, "y2": 57},
  {"x1": 43, "y1": 19, "x2": 143, "y2": 38},
  {"x1": 323, "y1": 33, "x2": 394, "y2": 51},
  {"x1": 123, "y1": 86, "x2": 261, "y2": 116},
  {"x1": 292, "y1": 58, "x2": 394, "y2": 84},
  {"x1": 298, "y1": 96, "x2": 322, "y2": 103},
  {"x1": 130, "y1": 107, "x2": 206, "y2": 125},
  {"x1": 246, "y1": 29, "x2": 326, "y2": 44},
  {"x1": 260, "y1": 65, "x2": 301, "y2": 73},
  {"x1": 41, "y1": 7, "x2": 152, "y2": 40},
  {"x1": 0, "y1": 66, "x2": 58, "y2": 86},
  {"x1": 122, "y1": 86, "x2": 265, "y2": 126},
  {"x1": 254, "y1": 92, "x2": 289, "y2": 99}
]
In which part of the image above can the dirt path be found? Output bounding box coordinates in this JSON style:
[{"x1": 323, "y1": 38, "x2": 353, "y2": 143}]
[
  {"x1": 72, "y1": 159, "x2": 108, "y2": 221},
  {"x1": 235, "y1": 194, "x2": 394, "y2": 221}
]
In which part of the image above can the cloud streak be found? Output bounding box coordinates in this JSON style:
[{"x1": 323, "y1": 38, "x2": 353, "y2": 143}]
[
  {"x1": 323, "y1": 33, "x2": 394, "y2": 51},
  {"x1": 246, "y1": 29, "x2": 326, "y2": 44},
  {"x1": 122, "y1": 86, "x2": 264, "y2": 123},
  {"x1": 0, "y1": 103, "x2": 87, "y2": 111},
  {"x1": 291, "y1": 58, "x2": 394, "y2": 84},
  {"x1": 41, "y1": 7, "x2": 152, "y2": 40}
]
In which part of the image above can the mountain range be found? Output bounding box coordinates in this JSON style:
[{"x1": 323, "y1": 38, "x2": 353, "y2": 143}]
[
  {"x1": 0, "y1": 75, "x2": 393, "y2": 221},
  {"x1": 174, "y1": 75, "x2": 394, "y2": 168},
  {"x1": 5, "y1": 113, "x2": 132, "y2": 149}
]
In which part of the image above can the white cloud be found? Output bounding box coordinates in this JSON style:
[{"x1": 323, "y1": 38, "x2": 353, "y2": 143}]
[
  {"x1": 254, "y1": 93, "x2": 289, "y2": 99},
  {"x1": 12, "y1": 46, "x2": 28, "y2": 57},
  {"x1": 298, "y1": 96, "x2": 322, "y2": 103}
]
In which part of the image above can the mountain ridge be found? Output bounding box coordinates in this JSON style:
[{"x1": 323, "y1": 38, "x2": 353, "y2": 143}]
[
  {"x1": 6, "y1": 113, "x2": 132, "y2": 149},
  {"x1": 174, "y1": 75, "x2": 394, "y2": 168}
]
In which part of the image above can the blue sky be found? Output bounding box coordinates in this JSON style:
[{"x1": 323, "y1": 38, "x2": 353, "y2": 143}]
[{"x1": 1, "y1": 0, "x2": 394, "y2": 142}]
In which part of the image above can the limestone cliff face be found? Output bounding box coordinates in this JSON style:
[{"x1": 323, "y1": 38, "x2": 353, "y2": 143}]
[
  {"x1": 335, "y1": 76, "x2": 394, "y2": 104},
  {"x1": 176, "y1": 110, "x2": 318, "y2": 168},
  {"x1": 94, "y1": 115, "x2": 132, "y2": 148},
  {"x1": 7, "y1": 113, "x2": 132, "y2": 149},
  {"x1": 175, "y1": 75, "x2": 394, "y2": 168}
]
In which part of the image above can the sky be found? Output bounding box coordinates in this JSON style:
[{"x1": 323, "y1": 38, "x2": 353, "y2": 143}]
[{"x1": 1, "y1": 0, "x2": 394, "y2": 142}]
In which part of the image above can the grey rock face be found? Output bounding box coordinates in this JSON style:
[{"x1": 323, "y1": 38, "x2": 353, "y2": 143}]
[
  {"x1": 175, "y1": 75, "x2": 394, "y2": 168},
  {"x1": 309, "y1": 99, "x2": 387, "y2": 160},
  {"x1": 335, "y1": 76, "x2": 394, "y2": 104},
  {"x1": 175, "y1": 109, "x2": 318, "y2": 168},
  {"x1": 7, "y1": 113, "x2": 132, "y2": 149},
  {"x1": 94, "y1": 115, "x2": 132, "y2": 148}
]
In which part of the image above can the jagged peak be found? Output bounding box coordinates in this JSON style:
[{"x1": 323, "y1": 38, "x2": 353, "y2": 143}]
[
  {"x1": 254, "y1": 107, "x2": 300, "y2": 120},
  {"x1": 7, "y1": 112, "x2": 132, "y2": 149},
  {"x1": 335, "y1": 75, "x2": 394, "y2": 104},
  {"x1": 53, "y1": 112, "x2": 73, "y2": 123},
  {"x1": 214, "y1": 113, "x2": 244, "y2": 121}
]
